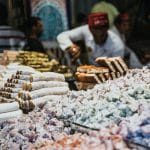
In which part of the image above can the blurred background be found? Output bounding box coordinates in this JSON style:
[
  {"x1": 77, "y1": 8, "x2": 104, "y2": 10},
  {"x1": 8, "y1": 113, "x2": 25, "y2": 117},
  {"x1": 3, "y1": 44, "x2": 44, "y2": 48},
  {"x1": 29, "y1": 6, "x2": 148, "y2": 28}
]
[{"x1": 1, "y1": 0, "x2": 150, "y2": 63}]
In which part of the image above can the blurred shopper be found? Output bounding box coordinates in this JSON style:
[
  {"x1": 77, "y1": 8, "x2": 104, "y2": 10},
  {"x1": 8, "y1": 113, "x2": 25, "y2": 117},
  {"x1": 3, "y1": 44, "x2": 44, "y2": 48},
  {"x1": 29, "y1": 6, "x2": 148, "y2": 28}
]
[
  {"x1": 111, "y1": 13, "x2": 143, "y2": 68},
  {"x1": 91, "y1": 0, "x2": 119, "y2": 27},
  {"x1": 0, "y1": 3, "x2": 25, "y2": 52},
  {"x1": 57, "y1": 12, "x2": 124, "y2": 66},
  {"x1": 24, "y1": 16, "x2": 46, "y2": 53}
]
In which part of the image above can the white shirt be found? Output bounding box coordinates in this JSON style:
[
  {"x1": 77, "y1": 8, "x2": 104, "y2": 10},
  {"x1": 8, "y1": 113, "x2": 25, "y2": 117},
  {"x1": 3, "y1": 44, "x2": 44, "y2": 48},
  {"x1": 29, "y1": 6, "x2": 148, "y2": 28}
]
[
  {"x1": 111, "y1": 26, "x2": 126, "y2": 43},
  {"x1": 57, "y1": 25, "x2": 124, "y2": 65}
]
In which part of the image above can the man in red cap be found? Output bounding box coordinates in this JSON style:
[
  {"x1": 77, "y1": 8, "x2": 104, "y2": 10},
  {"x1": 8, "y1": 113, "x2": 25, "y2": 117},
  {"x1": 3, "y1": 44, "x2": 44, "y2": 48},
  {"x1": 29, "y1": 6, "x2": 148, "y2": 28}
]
[{"x1": 57, "y1": 12, "x2": 124, "y2": 66}]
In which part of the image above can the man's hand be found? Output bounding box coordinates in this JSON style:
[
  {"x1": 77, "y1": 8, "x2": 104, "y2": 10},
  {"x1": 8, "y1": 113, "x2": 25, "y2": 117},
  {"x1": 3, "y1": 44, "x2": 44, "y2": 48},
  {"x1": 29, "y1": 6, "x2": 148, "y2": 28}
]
[{"x1": 66, "y1": 44, "x2": 81, "y2": 63}]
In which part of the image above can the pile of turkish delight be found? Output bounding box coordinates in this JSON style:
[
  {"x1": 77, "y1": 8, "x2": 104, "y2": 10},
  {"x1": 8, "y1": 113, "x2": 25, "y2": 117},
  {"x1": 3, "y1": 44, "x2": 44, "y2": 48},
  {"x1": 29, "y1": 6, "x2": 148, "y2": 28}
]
[
  {"x1": 0, "y1": 103, "x2": 69, "y2": 150},
  {"x1": 32, "y1": 128, "x2": 131, "y2": 150},
  {"x1": 0, "y1": 68, "x2": 149, "y2": 149},
  {"x1": 119, "y1": 104, "x2": 150, "y2": 147},
  {"x1": 52, "y1": 68, "x2": 150, "y2": 129},
  {"x1": 0, "y1": 63, "x2": 69, "y2": 119}
]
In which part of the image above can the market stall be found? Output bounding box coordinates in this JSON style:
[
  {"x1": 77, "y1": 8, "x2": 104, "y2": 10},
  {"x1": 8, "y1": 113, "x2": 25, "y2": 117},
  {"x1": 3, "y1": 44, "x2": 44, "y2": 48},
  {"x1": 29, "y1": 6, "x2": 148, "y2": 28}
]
[{"x1": 0, "y1": 49, "x2": 150, "y2": 150}]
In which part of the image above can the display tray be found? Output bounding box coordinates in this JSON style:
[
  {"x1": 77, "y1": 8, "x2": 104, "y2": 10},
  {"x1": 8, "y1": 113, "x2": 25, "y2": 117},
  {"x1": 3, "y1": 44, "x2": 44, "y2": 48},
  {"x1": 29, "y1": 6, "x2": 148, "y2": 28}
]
[
  {"x1": 64, "y1": 120, "x2": 99, "y2": 134},
  {"x1": 59, "y1": 117, "x2": 99, "y2": 134}
]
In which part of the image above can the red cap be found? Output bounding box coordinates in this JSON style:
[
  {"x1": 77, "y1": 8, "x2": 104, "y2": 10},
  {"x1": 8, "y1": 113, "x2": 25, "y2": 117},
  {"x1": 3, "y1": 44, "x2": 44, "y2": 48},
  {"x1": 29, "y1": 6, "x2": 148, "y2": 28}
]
[{"x1": 88, "y1": 12, "x2": 109, "y2": 28}]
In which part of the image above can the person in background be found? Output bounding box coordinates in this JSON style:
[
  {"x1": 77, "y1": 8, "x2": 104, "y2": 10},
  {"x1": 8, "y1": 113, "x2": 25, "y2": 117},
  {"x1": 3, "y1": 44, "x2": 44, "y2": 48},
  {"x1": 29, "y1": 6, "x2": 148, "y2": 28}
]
[
  {"x1": 0, "y1": 3, "x2": 25, "y2": 52},
  {"x1": 24, "y1": 16, "x2": 46, "y2": 53},
  {"x1": 111, "y1": 13, "x2": 143, "y2": 68},
  {"x1": 91, "y1": 0, "x2": 119, "y2": 27},
  {"x1": 57, "y1": 12, "x2": 124, "y2": 66}
]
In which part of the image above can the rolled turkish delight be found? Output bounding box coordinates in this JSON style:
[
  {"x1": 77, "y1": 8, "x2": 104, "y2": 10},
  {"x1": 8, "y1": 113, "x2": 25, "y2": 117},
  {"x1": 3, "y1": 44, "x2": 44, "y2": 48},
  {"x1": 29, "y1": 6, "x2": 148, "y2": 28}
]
[
  {"x1": 14, "y1": 72, "x2": 65, "y2": 82},
  {"x1": 21, "y1": 100, "x2": 35, "y2": 111},
  {"x1": 0, "y1": 102, "x2": 19, "y2": 113},
  {"x1": 0, "y1": 97, "x2": 15, "y2": 103},
  {"x1": 11, "y1": 79, "x2": 27, "y2": 84},
  {"x1": 14, "y1": 74, "x2": 31, "y2": 80},
  {"x1": 5, "y1": 87, "x2": 21, "y2": 93},
  {"x1": 4, "y1": 83, "x2": 13, "y2": 88},
  {"x1": 10, "y1": 93, "x2": 18, "y2": 99},
  {"x1": 0, "y1": 110, "x2": 22, "y2": 120},
  {"x1": 32, "y1": 95, "x2": 62, "y2": 105},
  {"x1": 16, "y1": 97, "x2": 35, "y2": 113},
  {"x1": 7, "y1": 78, "x2": 13, "y2": 83},
  {"x1": 22, "y1": 81, "x2": 68, "y2": 91},
  {"x1": 18, "y1": 87, "x2": 69, "y2": 100},
  {"x1": 4, "y1": 83, "x2": 22, "y2": 88},
  {"x1": 1, "y1": 92, "x2": 17, "y2": 99},
  {"x1": 29, "y1": 72, "x2": 65, "y2": 82},
  {"x1": 16, "y1": 70, "x2": 37, "y2": 75}
]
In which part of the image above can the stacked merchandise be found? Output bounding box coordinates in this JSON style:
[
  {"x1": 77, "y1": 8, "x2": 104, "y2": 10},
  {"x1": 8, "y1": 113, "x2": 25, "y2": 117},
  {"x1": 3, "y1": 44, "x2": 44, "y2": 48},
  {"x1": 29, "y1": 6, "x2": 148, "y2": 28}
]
[
  {"x1": 16, "y1": 72, "x2": 69, "y2": 113},
  {"x1": 0, "y1": 66, "x2": 37, "y2": 104},
  {"x1": 95, "y1": 56, "x2": 128, "y2": 74},
  {"x1": 75, "y1": 56, "x2": 128, "y2": 90},
  {"x1": 0, "y1": 64, "x2": 69, "y2": 119},
  {"x1": 0, "y1": 65, "x2": 37, "y2": 120},
  {"x1": 75, "y1": 65, "x2": 109, "y2": 90},
  {"x1": 0, "y1": 68, "x2": 149, "y2": 149},
  {"x1": 53, "y1": 68, "x2": 150, "y2": 129},
  {"x1": 16, "y1": 51, "x2": 73, "y2": 79},
  {"x1": 16, "y1": 51, "x2": 52, "y2": 72},
  {"x1": 0, "y1": 102, "x2": 133, "y2": 150}
]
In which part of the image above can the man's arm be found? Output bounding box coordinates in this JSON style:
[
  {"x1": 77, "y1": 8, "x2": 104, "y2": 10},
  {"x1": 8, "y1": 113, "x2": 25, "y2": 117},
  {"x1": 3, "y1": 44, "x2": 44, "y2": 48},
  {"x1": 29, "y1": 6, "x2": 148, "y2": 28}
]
[
  {"x1": 56, "y1": 25, "x2": 87, "y2": 51},
  {"x1": 57, "y1": 25, "x2": 87, "y2": 63}
]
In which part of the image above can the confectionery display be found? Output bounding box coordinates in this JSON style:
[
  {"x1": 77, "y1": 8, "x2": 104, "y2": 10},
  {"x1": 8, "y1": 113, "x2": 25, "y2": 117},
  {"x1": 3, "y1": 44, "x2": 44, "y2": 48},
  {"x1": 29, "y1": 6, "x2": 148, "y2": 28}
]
[
  {"x1": 0, "y1": 53, "x2": 149, "y2": 149},
  {"x1": 16, "y1": 51, "x2": 73, "y2": 79},
  {"x1": 119, "y1": 105, "x2": 150, "y2": 147},
  {"x1": 95, "y1": 56, "x2": 128, "y2": 74},
  {"x1": 0, "y1": 104, "x2": 68, "y2": 150},
  {"x1": 75, "y1": 56, "x2": 128, "y2": 90},
  {"x1": 0, "y1": 63, "x2": 69, "y2": 119},
  {"x1": 54, "y1": 68, "x2": 150, "y2": 129},
  {"x1": 0, "y1": 50, "x2": 73, "y2": 79},
  {"x1": 16, "y1": 51, "x2": 51, "y2": 72},
  {"x1": 0, "y1": 0, "x2": 149, "y2": 148},
  {"x1": 32, "y1": 128, "x2": 131, "y2": 150}
]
